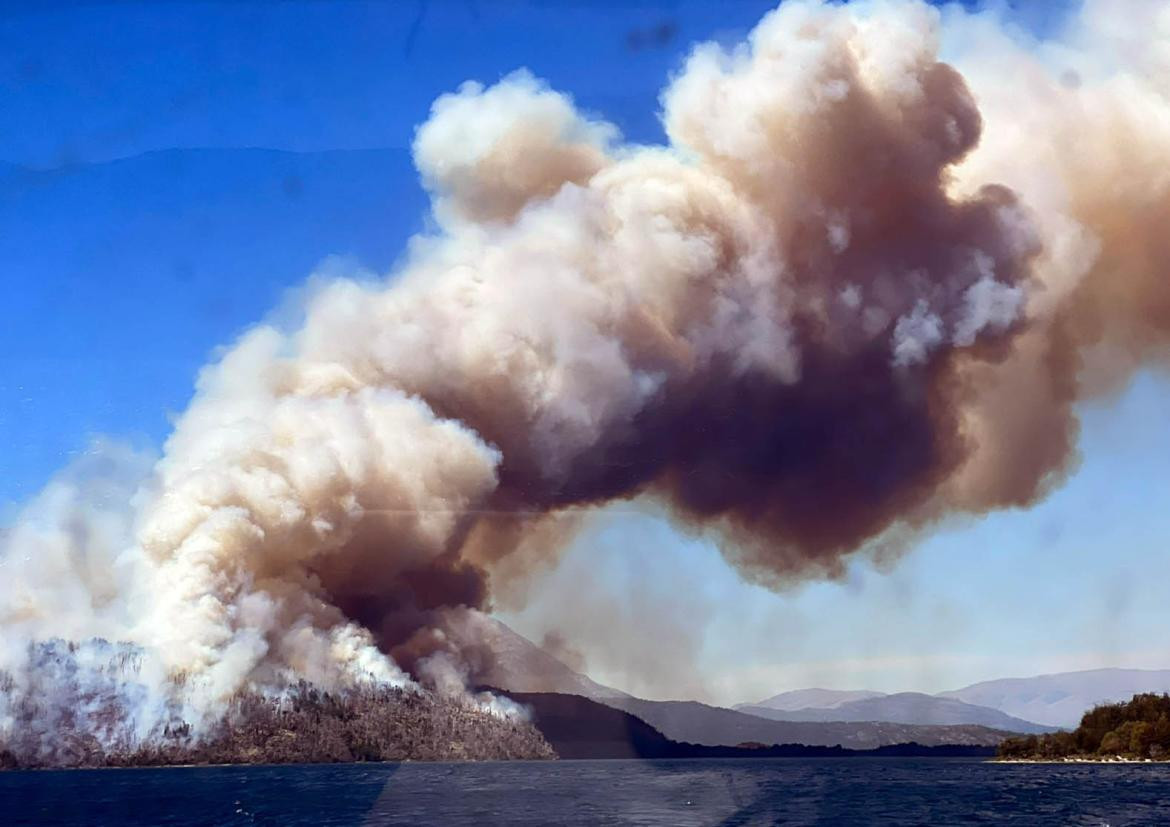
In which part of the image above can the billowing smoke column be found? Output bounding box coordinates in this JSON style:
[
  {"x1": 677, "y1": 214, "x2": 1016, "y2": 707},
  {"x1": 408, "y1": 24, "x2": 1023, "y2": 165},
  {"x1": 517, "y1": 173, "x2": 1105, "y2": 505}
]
[{"x1": 2, "y1": 0, "x2": 1169, "y2": 757}]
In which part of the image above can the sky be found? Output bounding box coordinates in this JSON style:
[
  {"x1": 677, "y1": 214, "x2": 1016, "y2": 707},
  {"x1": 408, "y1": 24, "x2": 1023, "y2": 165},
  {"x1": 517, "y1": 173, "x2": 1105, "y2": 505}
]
[{"x1": 2, "y1": 0, "x2": 1166, "y2": 705}]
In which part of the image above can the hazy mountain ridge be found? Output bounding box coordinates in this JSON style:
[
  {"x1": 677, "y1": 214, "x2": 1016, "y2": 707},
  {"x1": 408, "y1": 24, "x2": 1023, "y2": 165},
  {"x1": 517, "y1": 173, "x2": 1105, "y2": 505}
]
[
  {"x1": 740, "y1": 688, "x2": 886, "y2": 711},
  {"x1": 737, "y1": 672, "x2": 1170, "y2": 731},
  {"x1": 471, "y1": 619, "x2": 1026, "y2": 747},
  {"x1": 503, "y1": 692, "x2": 997, "y2": 759},
  {"x1": 941, "y1": 669, "x2": 1170, "y2": 728},
  {"x1": 441, "y1": 612, "x2": 631, "y2": 700},
  {"x1": 474, "y1": 618, "x2": 1170, "y2": 740},
  {"x1": 601, "y1": 696, "x2": 1015, "y2": 748},
  {"x1": 737, "y1": 692, "x2": 1053, "y2": 734}
]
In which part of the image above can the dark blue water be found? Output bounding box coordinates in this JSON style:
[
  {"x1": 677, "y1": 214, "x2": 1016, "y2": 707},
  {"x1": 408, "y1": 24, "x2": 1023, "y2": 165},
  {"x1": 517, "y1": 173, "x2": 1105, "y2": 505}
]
[{"x1": 2, "y1": 758, "x2": 1168, "y2": 826}]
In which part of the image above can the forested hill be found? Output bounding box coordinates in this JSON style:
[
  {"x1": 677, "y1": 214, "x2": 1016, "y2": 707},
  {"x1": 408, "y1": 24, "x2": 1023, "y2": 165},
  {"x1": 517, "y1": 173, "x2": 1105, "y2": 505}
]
[
  {"x1": 998, "y1": 693, "x2": 1170, "y2": 760},
  {"x1": 0, "y1": 683, "x2": 554, "y2": 769}
]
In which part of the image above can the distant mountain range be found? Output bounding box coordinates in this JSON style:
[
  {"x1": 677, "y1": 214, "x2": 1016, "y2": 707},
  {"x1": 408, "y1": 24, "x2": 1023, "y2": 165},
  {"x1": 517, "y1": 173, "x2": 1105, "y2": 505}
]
[
  {"x1": 467, "y1": 615, "x2": 1170, "y2": 745},
  {"x1": 502, "y1": 692, "x2": 997, "y2": 760},
  {"x1": 460, "y1": 615, "x2": 1012, "y2": 746},
  {"x1": 938, "y1": 668, "x2": 1170, "y2": 728},
  {"x1": 597, "y1": 696, "x2": 1017, "y2": 748},
  {"x1": 736, "y1": 692, "x2": 1052, "y2": 734},
  {"x1": 738, "y1": 672, "x2": 1170, "y2": 731},
  {"x1": 747, "y1": 688, "x2": 886, "y2": 711},
  {"x1": 450, "y1": 615, "x2": 1166, "y2": 751},
  {"x1": 463, "y1": 619, "x2": 1018, "y2": 746}
]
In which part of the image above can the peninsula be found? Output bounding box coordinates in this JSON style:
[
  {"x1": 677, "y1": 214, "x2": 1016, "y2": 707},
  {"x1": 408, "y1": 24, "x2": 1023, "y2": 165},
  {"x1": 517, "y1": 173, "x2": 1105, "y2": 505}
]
[{"x1": 997, "y1": 693, "x2": 1170, "y2": 761}]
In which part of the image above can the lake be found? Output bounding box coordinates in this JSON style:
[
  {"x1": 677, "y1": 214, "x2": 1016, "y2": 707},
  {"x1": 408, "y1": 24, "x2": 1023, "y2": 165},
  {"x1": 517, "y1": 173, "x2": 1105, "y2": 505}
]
[{"x1": 2, "y1": 758, "x2": 1168, "y2": 825}]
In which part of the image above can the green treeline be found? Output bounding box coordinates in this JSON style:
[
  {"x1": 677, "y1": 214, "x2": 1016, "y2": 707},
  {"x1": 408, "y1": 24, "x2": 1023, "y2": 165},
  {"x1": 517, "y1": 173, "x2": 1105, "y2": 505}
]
[{"x1": 999, "y1": 693, "x2": 1170, "y2": 760}]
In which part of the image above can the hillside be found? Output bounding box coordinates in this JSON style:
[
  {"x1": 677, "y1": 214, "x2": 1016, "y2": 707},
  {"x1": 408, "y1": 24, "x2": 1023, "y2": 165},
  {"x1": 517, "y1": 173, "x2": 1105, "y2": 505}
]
[
  {"x1": 439, "y1": 611, "x2": 628, "y2": 700},
  {"x1": 0, "y1": 681, "x2": 553, "y2": 770},
  {"x1": 998, "y1": 693, "x2": 1170, "y2": 760},
  {"x1": 457, "y1": 617, "x2": 1030, "y2": 747},
  {"x1": 739, "y1": 688, "x2": 886, "y2": 711},
  {"x1": 942, "y1": 668, "x2": 1170, "y2": 728},
  {"x1": 738, "y1": 692, "x2": 1052, "y2": 733},
  {"x1": 506, "y1": 693, "x2": 997, "y2": 760},
  {"x1": 602, "y1": 697, "x2": 1015, "y2": 749}
]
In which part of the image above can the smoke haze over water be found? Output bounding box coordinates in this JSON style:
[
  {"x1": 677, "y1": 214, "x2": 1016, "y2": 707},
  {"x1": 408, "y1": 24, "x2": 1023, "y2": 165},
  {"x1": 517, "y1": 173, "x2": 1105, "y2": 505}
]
[{"x1": 2, "y1": 0, "x2": 1169, "y2": 759}]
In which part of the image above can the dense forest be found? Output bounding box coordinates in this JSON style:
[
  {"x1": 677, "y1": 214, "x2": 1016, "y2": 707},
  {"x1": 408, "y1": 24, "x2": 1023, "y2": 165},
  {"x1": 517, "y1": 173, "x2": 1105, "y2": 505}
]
[
  {"x1": 1, "y1": 682, "x2": 554, "y2": 769},
  {"x1": 998, "y1": 693, "x2": 1170, "y2": 760}
]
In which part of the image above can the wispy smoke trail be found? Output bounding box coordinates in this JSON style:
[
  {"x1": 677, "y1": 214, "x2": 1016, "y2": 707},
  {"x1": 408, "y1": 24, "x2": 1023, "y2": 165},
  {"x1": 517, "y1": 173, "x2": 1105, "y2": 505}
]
[{"x1": 2, "y1": 0, "x2": 1168, "y2": 760}]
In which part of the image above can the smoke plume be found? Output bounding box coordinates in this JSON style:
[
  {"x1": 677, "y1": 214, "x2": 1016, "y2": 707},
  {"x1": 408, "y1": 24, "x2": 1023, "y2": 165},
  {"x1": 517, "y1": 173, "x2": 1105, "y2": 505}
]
[{"x1": 2, "y1": 0, "x2": 1169, "y2": 757}]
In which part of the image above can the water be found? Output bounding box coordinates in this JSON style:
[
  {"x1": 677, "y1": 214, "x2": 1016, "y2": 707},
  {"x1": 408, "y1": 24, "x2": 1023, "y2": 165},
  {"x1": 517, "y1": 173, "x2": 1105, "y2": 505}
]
[{"x1": 2, "y1": 758, "x2": 1168, "y2": 826}]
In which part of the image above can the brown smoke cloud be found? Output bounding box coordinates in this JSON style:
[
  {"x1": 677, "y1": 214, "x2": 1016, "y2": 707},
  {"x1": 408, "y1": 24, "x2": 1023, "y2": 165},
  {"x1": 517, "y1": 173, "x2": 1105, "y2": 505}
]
[
  {"x1": 2, "y1": 0, "x2": 1169, "y2": 748},
  {"x1": 940, "y1": 0, "x2": 1170, "y2": 512}
]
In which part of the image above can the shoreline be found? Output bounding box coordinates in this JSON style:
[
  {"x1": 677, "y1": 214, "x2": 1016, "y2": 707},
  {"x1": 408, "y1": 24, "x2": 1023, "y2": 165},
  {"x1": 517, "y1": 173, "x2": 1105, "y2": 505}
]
[
  {"x1": 992, "y1": 757, "x2": 1170, "y2": 764},
  {"x1": 4, "y1": 752, "x2": 1003, "y2": 772}
]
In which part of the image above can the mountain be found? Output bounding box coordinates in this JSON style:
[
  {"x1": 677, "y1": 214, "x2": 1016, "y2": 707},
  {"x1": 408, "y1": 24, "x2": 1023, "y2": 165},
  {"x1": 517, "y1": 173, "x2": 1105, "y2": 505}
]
[
  {"x1": 1, "y1": 666, "x2": 554, "y2": 769},
  {"x1": 940, "y1": 668, "x2": 1170, "y2": 729},
  {"x1": 739, "y1": 688, "x2": 887, "y2": 711},
  {"x1": 737, "y1": 692, "x2": 1052, "y2": 734},
  {"x1": 599, "y1": 696, "x2": 1015, "y2": 749},
  {"x1": 504, "y1": 692, "x2": 997, "y2": 759},
  {"x1": 501, "y1": 692, "x2": 685, "y2": 760},
  {"x1": 461, "y1": 618, "x2": 1017, "y2": 747},
  {"x1": 439, "y1": 610, "x2": 629, "y2": 700}
]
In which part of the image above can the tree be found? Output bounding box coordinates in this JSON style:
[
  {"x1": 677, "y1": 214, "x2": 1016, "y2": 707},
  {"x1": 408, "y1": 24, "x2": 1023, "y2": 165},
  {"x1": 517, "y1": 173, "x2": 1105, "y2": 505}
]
[{"x1": 998, "y1": 693, "x2": 1170, "y2": 760}]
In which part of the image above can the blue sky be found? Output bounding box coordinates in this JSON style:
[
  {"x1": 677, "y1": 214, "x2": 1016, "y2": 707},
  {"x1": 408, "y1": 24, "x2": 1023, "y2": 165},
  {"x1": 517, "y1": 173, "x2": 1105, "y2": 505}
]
[{"x1": 2, "y1": 0, "x2": 1165, "y2": 702}]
